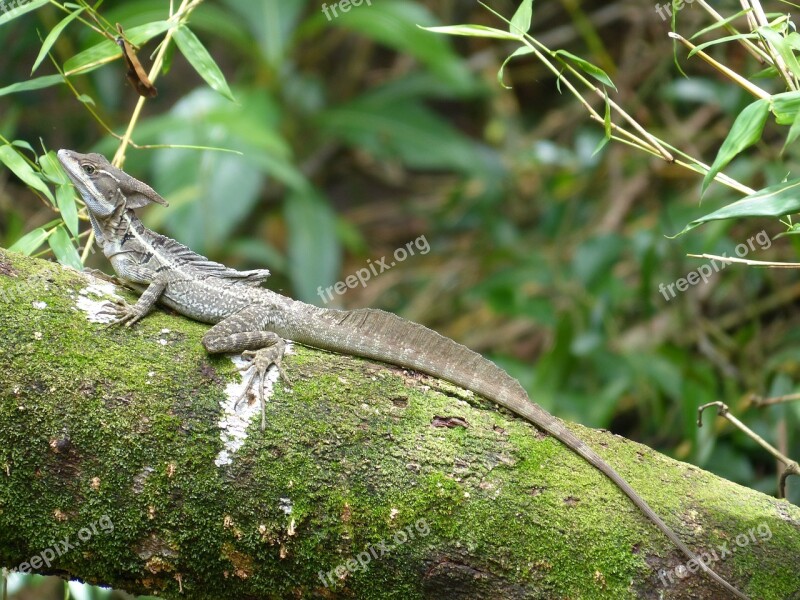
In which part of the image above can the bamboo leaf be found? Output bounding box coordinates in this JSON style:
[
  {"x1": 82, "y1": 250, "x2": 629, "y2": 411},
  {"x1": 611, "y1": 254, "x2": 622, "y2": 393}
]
[
  {"x1": 173, "y1": 25, "x2": 235, "y2": 102},
  {"x1": 497, "y1": 46, "x2": 534, "y2": 89},
  {"x1": 0, "y1": 0, "x2": 48, "y2": 28},
  {"x1": 64, "y1": 21, "x2": 170, "y2": 76},
  {"x1": 39, "y1": 150, "x2": 68, "y2": 185},
  {"x1": 509, "y1": 0, "x2": 533, "y2": 35},
  {"x1": 421, "y1": 24, "x2": 523, "y2": 40},
  {"x1": 0, "y1": 144, "x2": 54, "y2": 204},
  {"x1": 0, "y1": 74, "x2": 63, "y2": 97},
  {"x1": 758, "y1": 26, "x2": 800, "y2": 80},
  {"x1": 57, "y1": 184, "x2": 79, "y2": 237},
  {"x1": 784, "y1": 110, "x2": 800, "y2": 153},
  {"x1": 31, "y1": 7, "x2": 85, "y2": 74},
  {"x1": 690, "y1": 9, "x2": 753, "y2": 39},
  {"x1": 48, "y1": 225, "x2": 83, "y2": 270},
  {"x1": 593, "y1": 88, "x2": 611, "y2": 156},
  {"x1": 554, "y1": 49, "x2": 617, "y2": 90},
  {"x1": 688, "y1": 32, "x2": 758, "y2": 57},
  {"x1": 8, "y1": 226, "x2": 50, "y2": 255},
  {"x1": 701, "y1": 98, "x2": 769, "y2": 196},
  {"x1": 770, "y1": 90, "x2": 800, "y2": 125},
  {"x1": 673, "y1": 178, "x2": 800, "y2": 237}
]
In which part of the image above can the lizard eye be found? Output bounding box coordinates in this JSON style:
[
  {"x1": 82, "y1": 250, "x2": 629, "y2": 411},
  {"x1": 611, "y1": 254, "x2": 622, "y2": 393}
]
[{"x1": 81, "y1": 164, "x2": 96, "y2": 175}]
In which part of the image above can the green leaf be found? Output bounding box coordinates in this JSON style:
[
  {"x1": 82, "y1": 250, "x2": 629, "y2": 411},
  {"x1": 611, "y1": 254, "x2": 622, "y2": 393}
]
[
  {"x1": 284, "y1": 188, "x2": 341, "y2": 304},
  {"x1": 0, "y1": 0, "x2": 48, "y2": 28},
  {"x1": 0, "y1": 74, "x2": 63, "y2": 97},
  {"x1": 31, "y1": 7, "x2": 85, "y2": 74},
  {"x1": 57, "y1": 184, "x2": 80, "y2": 237},
  {"x1": 784, "y1": 110, "x2": 800, "y2": 153},
  {"x1": 510, "y1": 0, "x2": 533, "y2": 35},
  {"x1": 554, "y1": 50, "x2": 617, "y2": 90},
  {"x1": 498, "y1": 46, "x2": 534, "y2": 89},
  {"x1": 688, "y1": 32, "x2": 758, "y2": 57},
  {"x1": 48, "y1": 226, "x2": 83, "y2": 270},
  {"x1": 770, "y1": 90, "x2": 800, "y2": 125},
  {"x1": 421, "y1": 24, "x2": 523, "y2": 40},
  {"x1": 11, "y1": 140, "x2": 35, "y2": 154},
  {"x1": 593, "y1": 88, "x2": 611, "y2": 156},
  {"x1": 64, "y1": 21, "x2": 170, "y2": 76},
  {"x1": 8, "y1": 226, "x2": 50, "y2": 255},
  {"x1": 673, "y1": 178, "x2": 800, "y2": 237},
  {"x1": 759, "y1": 25, "x2": 800, "y2": 80},
  {"x1": 173, "y1": 25, "x2": 235, "y2": 102},
  {"x1": 0, "y1": 144, "x2": 54, "y2": 204},
  {"x1": 690, "y1": 9, "x2": 753, "y2": 39},
  {"x1": 702, "y1": 98, "x2": 769, "y2": 196},
  {"x1": 39, "y1": 150, "x2": 68, "y2": 185}
]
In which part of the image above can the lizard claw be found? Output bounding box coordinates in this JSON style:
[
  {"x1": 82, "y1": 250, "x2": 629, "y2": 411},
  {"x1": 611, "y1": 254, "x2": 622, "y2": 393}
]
[
  {"x1": 234, "y1": 340, "x2": 290, "y2": 430},
  {"x1": 99, "y1": 300, "x2": 146, "y2": 328}
]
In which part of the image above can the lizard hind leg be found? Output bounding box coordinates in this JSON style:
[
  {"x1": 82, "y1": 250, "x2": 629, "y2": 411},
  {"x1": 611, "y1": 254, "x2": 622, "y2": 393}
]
[
  {"x1": 240, "y1": 343, "x2": 291, "y2": 430},
  {"x1": 203, "y1": 309, "x2": 291, "y2": 430}
]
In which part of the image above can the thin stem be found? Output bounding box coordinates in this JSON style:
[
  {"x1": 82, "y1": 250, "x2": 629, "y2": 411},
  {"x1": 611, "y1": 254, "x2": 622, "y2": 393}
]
[
  {"x1": 112, "y1": 0, "x2": 202, "y2": 167},
  {"x1": 669, "y1": 32, "x2": 771, "y2": 99},
  {"x1": 694, "y1": 0, "x2": 767, "y2": 63}
]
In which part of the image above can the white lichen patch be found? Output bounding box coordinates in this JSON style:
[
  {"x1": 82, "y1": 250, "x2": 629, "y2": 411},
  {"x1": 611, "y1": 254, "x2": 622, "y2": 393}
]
[
  {"x1": 215, "y1": 342, "x2": 294, "y2": 467},
  {"x1": 279, "y1": 497, "x2": 293, "y2": 515},
  {"x1": 76, "y1": 279, "x2": 124, "y2": 324}
]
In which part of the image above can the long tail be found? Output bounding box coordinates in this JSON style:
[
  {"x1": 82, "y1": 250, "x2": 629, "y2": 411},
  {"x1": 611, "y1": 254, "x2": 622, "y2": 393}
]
[{"x1": 284, "y1": 306, "x2": 748, "y2": 599}]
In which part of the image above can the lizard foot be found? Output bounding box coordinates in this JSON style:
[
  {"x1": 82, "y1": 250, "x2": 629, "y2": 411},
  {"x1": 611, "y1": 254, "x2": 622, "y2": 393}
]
[
  {"x1": 98, "y1": 299, "x2": 148, "y2": 328},
  {"x1": 234, "y1": 339, "x2": 291, "y2": 430}
]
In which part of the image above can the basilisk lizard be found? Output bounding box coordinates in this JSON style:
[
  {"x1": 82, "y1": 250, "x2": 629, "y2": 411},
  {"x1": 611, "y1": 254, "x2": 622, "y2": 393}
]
[{"x1": 57, "y1": 149, "x2": 749, "y2": 599}]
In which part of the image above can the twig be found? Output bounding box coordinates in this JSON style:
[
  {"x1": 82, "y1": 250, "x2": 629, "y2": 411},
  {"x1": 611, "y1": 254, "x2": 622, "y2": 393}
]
[
  {"x1": 698, "y1": 401, "x2": 799, "y2": 498},
  {"x1": 750, "y1": 392, "x2": 800, "y2": 407},
  {"x1": 687, "y1": 253, "x2": 800, "y2": 268}
]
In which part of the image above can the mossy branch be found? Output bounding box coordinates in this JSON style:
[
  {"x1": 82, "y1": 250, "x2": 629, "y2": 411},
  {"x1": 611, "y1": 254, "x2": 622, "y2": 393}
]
[{"x1": 0, "y1": 248, "x2": 798, "y2": 600}]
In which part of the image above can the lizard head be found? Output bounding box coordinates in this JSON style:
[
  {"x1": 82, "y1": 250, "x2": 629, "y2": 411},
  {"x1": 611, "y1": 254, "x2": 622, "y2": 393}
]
[{"x1": 57, "y1": 149, "x2": 168, "y2": 218}]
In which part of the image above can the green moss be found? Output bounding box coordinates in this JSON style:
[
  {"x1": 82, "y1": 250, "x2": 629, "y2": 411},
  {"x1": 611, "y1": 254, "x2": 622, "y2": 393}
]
[{"x1": 1, "y1": 249, "x2": 798, "y2": 599}]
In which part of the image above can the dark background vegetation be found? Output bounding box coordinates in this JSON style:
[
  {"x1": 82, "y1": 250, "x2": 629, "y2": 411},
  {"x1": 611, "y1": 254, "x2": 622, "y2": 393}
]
[{"x1": 1, "y1": 0, "x2": 798, "y2": 597}]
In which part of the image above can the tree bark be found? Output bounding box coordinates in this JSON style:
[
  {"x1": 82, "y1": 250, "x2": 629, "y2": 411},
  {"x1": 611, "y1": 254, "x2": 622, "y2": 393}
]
[{"x1": 0, "y1": 247, "x2": 798, "y2": 600}]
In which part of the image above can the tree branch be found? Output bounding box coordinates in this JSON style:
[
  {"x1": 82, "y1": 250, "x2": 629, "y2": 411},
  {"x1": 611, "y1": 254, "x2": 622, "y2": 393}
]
[{"x1": 0, "y1": 248, "x2": 798, "y2": 599}]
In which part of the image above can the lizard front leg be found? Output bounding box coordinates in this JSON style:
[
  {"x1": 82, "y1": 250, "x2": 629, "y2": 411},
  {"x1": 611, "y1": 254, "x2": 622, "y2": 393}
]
[
  {"x1": 100, "y1": 267, "x2": 168, "y2": 327},
  {"x1": 106, "y1": 279, "x2": 166, "y2": 327},
  {"x1": 202, "y1": 305, "x2": 291, "y2": 430}
]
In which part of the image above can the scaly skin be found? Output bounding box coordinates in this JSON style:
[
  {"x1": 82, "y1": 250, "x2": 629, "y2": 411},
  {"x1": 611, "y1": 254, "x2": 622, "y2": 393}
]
[{"x1": 57, "y1": 149, "x2": 749, "y2": 599}]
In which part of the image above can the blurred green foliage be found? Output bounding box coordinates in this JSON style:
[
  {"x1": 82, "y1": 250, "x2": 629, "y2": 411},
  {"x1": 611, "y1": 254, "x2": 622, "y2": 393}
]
[{"x1": 1, "y1": 0, "x2": 799, "y2": 596}]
